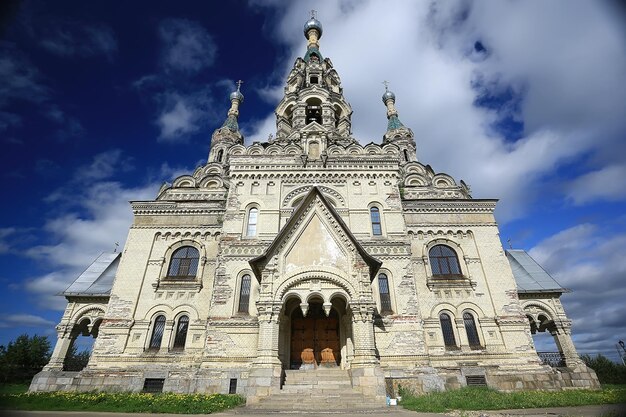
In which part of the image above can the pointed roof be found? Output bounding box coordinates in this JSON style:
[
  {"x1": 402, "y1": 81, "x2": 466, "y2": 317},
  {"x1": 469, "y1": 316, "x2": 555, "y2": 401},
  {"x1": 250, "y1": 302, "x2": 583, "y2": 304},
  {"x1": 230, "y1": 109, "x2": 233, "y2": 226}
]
[
  {"x1": 506, "y1": 249, "x2": 568, "y2": 293},
  {"x1": 250, "y1": 186, "x2": 382, "y2": 281},
  {"x1": 62, "y1": 252, "x2": 120, "y2": 297}
]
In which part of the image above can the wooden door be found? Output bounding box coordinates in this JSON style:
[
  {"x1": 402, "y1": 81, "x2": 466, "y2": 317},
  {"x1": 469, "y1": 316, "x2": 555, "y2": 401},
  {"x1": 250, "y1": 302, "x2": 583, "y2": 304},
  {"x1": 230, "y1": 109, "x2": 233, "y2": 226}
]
[{"x1": 290, "y1": 303, "x2": 340, "y2": 369}]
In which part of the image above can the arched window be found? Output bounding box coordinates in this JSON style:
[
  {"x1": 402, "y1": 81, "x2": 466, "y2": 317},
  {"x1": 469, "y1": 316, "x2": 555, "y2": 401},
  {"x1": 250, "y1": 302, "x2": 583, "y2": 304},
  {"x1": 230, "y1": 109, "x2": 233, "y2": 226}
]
[
  {"x1": 378, "y1": 273, "x2": 392, "y2": 313},
  {"x1": 463, "y1": 312, "x2": 481, "y2": 349},
  {"x1": 246, "y1": 208, "x2": 258, "y2": 236},
  {"x1": 429, "y1": 245, "x2": 462, "y2": 277},
  {"x1": 439, "y1": 313, "x2": 457, "y2": 349},
  {"x1": 173, "y1": 315, "x2": 189, "y2": 349},
  {"x1": 238, "y1": 274, "x2": 252, "y2": 313},
  {"x1": 370, "y1": 207, "x2": 382, "y2": 236},
  {"x1": 403, "y1": 149, "x2": 409, "y2": 162},
  {"x1": 216, "y1": 149, "x2": 224, "y2": 162},
  {"x1": 167, "y1": 246, "x2": 200, "y2": 278},
  {"x1": 149, "y1": 315, "x2": 166, "y2": 350}
]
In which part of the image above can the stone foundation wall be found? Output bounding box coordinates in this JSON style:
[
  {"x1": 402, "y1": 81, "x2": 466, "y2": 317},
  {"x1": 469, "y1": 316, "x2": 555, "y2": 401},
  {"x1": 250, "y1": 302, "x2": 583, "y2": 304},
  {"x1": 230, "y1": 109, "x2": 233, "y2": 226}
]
[
  {"x1": 30, "y1": 368, "x2": 250, "y2": 395},
  {"x1": 384, "y1": 364, "x2": 600, "y2": 397}
]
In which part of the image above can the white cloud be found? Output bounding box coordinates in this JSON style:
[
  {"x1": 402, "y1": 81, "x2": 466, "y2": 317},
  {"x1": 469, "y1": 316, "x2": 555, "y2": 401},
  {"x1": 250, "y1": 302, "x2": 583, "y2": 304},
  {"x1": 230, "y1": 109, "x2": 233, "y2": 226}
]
[
  {"x1": 159, "y1": 19, "x2": 217, "y2": 74},
  {"x1": 74, "y1": 149, "x2": 134, "y2": 182},
  {"x1": 157, "y1": 94, "x2": 199, "y2": 140},
  {"x1": 0, "y1": 314, "x2": 56, "y2": 329},
  {"x1": 0, "y1": 227, "x2": 16, "y2": 254},
  {"x1": 566, "y1": 164, "x2": 626, "y2": 205},
  {"x1": 0, "y1": 50, "x2": 47, "y2": 106},
  {"x1": 248, "y1": 1, "x2": 626, "y2": 221},
  {"x1": 40, "y1": 23, "x2": 118, "y2": 59}
]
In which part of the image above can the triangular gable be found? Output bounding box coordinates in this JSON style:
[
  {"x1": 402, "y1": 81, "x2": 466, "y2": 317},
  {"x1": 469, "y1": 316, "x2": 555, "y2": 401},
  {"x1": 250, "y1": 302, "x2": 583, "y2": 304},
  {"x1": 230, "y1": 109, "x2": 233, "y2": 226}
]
[{"x1": 250, "y1": 186, "x2": 381, "y2": 282}]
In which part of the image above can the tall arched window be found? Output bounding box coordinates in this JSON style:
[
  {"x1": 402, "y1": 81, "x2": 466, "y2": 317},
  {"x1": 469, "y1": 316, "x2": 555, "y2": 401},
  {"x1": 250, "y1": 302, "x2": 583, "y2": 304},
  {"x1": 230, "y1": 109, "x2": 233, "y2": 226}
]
[
  {"x1": 370, "y1": 207, "x2": 382, "y2": 236},
  {"x1": 167, "y1": 246, "x2": 200, "y2": 278},
  {"x1": 149, "y1": 315, "x2": 166, "y2": 350},
  {"x1": 463, "y1": 312, "x2": 481, "y2": 349},
  {"x1": 246, "y1": 208, "x2": 258, "y2": 236},
  {"x1": 216, "y1": 149, "x2": 224, "y2": 162},
  {"x1": 439, "y1": 313, "x2": 457, "y2": 349},
  {"x1": 378, "y1": 273, "x2": 392, "y2": 313},
  {"x1": 238, "y1": 274, "x2": 252, "y2": 313},
  {"x1": 429, "y1": 245, "x2": 462, "y2": 277},
  {"x1": 173, "y1": 315, "x2": 189, "y2": 349},
  {"x1": 403, "y1": 149, "x2": 409, "y2": 162}
]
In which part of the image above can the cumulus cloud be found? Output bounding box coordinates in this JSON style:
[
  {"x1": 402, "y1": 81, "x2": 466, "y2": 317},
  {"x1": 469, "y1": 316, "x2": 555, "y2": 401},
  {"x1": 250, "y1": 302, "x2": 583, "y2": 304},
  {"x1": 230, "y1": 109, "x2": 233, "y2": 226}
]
[
  {"x1": 159, "y1": 18, "x2": 217, "y2": 74},
  {"x1": 566, "y1": 164, "x2": 626, "y2": 205},
  {"x1": 39, "y1": 22, "x2": 118, "y2": 59},
  {"x1": 0, "y1": 314, "x2": 56, "y2": 329},
  {"x1": 248, "y1": 1, "x2": 626, "y2": 221}
]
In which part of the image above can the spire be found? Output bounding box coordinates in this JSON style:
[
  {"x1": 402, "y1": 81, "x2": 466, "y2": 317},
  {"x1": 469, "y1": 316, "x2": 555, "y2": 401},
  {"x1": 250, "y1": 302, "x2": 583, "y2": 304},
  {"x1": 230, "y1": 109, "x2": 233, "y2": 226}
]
[
  {"x1": 381, "y1": 81, "x2": 413, "y2": 143},
  {"x1": 221, "y1": 80, "x2": 244, "y2": 132},
  {"x1": 303, "y1": 10, "x2": 323, "y2": 62}
]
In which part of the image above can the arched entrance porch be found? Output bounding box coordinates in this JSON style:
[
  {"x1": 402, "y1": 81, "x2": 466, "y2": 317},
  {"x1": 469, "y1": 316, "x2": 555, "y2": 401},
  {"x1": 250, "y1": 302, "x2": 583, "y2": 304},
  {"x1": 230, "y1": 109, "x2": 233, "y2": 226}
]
[{"x1": 278, "y1": 295, "x2": 353, "y2": 370}]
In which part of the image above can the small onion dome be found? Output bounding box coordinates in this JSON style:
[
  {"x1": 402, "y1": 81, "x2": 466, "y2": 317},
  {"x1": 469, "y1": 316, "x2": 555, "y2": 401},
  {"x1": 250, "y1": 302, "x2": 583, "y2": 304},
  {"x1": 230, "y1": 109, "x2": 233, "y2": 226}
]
[
  {"x1": 382, "y1": 89, "x2": 396, "y2": 104},
  {"x1": 303, "y1": 17, "x2": 323, "y2": 38},
  {"x1": 230, "y1": 89, "x2": 244, "y2": 103}
]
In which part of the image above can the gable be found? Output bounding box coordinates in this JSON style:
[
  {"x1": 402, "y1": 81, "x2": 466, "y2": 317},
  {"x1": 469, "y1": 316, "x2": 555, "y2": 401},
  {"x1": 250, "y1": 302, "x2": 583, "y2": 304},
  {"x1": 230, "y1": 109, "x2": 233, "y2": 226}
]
[
  {"x1": 284, "y1": 213, "x2": 348, "y2": 274},
  {"x1": 250, "y1": 186, "x2": 381, "y2": 281}
]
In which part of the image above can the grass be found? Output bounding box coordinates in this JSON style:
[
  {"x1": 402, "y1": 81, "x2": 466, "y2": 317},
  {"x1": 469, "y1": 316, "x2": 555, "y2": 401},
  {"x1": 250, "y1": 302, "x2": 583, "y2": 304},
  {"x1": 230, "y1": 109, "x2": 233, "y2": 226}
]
[
  {"x1": 399, "y1": 385, "x2": 626, "y2": 413},
  {"x1": 0, "y1": 390, "x2": 245, "y2": 414}
]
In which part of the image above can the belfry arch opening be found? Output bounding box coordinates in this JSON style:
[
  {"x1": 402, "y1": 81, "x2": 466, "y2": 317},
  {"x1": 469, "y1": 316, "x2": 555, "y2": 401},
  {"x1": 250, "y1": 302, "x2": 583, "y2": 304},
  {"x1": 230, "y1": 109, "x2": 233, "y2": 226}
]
[
  {"x1": 306, "y1": 98, "x2": 322, "y2": 125},
  {"x1": 63, "y1": 317, "x2": 101, "y2": 371}
]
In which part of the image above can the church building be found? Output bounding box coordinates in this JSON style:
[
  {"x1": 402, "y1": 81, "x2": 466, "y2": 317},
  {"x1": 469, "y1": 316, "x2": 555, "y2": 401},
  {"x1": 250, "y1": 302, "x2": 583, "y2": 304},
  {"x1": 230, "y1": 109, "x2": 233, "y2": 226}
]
[{"x1": 31, "y1": 14, "x2": 598, "y2": 407}]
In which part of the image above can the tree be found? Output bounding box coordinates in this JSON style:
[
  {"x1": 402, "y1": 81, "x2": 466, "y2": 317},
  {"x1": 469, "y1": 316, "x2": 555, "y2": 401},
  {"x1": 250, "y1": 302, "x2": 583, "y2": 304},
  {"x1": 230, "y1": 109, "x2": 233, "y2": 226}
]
[
  {"x1": 581, "y1": 354, "x2": 626, "y2": 384},
  {"x1": 0, "y1": 334, "x2": 51, "y2": 383},
  {"x1": 63, "y1": 343, "x2": 91, "y2": 372}
]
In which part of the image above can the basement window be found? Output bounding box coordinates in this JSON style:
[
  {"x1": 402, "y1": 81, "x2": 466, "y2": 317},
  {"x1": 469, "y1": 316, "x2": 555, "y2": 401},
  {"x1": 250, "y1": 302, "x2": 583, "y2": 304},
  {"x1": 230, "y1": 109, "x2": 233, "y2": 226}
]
[
  {"x1": 465, "y1": 375, "x2": 487, "y2": 386},
  {"x1": 229, "y1": 378, "x2": 237, "y2": 394},
  {"x1": 142, "y1": 378, "x2": 165, "y2": 393}
]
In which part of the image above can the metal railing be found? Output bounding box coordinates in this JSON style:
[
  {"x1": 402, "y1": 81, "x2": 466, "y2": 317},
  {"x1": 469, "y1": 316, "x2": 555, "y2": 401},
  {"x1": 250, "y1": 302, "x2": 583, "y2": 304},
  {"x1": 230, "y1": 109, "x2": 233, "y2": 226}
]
[{"x1": 537, "y1": 351, "x2": 565, "y2": 367}]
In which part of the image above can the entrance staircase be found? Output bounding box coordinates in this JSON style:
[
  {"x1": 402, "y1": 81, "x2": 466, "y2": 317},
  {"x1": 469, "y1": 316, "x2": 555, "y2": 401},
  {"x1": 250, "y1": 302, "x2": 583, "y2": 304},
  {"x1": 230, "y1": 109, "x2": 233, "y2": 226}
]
[{"x1": 248, "y1": 368, "x2": 388, "y2": 412}]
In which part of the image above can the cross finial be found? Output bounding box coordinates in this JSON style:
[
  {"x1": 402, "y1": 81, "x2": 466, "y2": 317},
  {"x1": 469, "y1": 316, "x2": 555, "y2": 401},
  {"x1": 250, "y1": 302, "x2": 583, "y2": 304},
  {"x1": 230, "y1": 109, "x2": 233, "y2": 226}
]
[
  {"x1": 310, "y1": 9, "x2": 317, "y2": 19},
  {"x1": 114, "y1": 242, "x2": 119, "y2": 253},
  {"x1": 507, "y1": 238, "x2": 512, "y2": 249},
  {"x1": 236, "y1": 80, "x2": 244, "y2": 92},
  {"x1": 382, "y1": 80, "x2": 390, "y2": 91}
]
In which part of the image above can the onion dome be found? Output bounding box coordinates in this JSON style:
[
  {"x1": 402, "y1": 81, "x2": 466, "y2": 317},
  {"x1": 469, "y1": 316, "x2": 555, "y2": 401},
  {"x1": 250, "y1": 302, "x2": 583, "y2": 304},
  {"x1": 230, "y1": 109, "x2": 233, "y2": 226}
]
[
  {"x1": 230, "y1": 80, "x2": 244, "y2": 103},
  {"x1": 382, "y1": 89, "x2": 396, "y2": 104},
  {"x1": 304, "y1": 16, "x2": 323, "y2": 38}
]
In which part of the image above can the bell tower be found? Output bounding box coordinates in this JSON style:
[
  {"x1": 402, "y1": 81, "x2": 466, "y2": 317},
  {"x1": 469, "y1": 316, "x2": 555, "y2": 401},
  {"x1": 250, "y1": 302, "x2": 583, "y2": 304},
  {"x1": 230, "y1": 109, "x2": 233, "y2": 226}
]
[{"x1": 274, "y1": 12, "x2": 356, "y2": 157}]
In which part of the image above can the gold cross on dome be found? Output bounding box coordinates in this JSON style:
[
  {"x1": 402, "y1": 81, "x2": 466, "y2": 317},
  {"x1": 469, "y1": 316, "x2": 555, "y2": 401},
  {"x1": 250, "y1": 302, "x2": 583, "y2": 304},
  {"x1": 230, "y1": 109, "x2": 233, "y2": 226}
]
[{"x1": 310, "y1": 9, "x2": 317, "y2": 19}]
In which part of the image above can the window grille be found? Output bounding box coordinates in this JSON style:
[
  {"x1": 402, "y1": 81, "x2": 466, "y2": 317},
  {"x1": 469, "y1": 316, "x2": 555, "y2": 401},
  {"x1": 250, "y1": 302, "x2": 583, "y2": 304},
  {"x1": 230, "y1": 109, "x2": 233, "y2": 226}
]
[
  {"x1": 429, "y1": 245, "x2": 462, "y2": 277},
  {"x1": 463, "y1": 312, "x2": 481, "y2": 348},
  {"x1": 247, "y1": 208, "x2": 258, "y2": 236},
  {"x1": 173, "y1": 315, "x2": 189, "y2": 349},
  {"x1": 238, "y1": 274, "x2": 251, "y2": 313},
  {"x1": 466, "y1": 375, "x2": 487, "y2": 386},
  {"x1": 167, "y1": 246, "x2": 199, "y2": 278},
  {"x1": 149, "y1": 315, "x2": 166, "y2": 350},
  {"x1": 370, "y1": 207, "x2": 382, "y2": 235},
  {"x1": 142, "y1": 378, "x2": 165, "y2": 393},
  {"x1": 378, "y1": 273, "x2": 392, "y2": 313},
  {"x1": 439, "y1": 313, "x2": 457, "y2": 348}
]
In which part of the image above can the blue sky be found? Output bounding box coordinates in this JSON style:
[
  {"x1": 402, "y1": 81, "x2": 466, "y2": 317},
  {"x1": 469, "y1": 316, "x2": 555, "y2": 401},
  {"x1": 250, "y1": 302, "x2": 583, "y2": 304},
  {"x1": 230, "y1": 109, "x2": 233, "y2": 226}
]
[{"x1": 1, "y1": 1, "x2": 625, "y2": 361}]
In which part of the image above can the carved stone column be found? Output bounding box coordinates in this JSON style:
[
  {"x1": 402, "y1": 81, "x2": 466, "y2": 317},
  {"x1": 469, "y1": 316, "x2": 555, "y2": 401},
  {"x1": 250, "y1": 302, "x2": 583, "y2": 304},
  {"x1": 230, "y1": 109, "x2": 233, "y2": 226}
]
[
  {"x1": 350, "y1": 303, "x2": 378, "y2": 367},
  {"x1": 551, "y1": 322, "x2": 582, "y2": 366},
  {"x1": 43, "y1": 324, "x2": 74, "y2": 371},
  {"x1": 247, "y1": 300, "x2": 283, "y2": 403},
  {"x1": 348, "y1": 302, "x2": 386, "y2": 400}
]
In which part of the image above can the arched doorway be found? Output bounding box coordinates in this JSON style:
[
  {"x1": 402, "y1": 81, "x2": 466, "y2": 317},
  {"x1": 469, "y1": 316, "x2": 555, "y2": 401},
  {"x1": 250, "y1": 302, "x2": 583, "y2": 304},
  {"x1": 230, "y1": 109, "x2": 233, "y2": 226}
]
[{"x1": 290, "y1": 301, "x2": 340, "y2": 369}]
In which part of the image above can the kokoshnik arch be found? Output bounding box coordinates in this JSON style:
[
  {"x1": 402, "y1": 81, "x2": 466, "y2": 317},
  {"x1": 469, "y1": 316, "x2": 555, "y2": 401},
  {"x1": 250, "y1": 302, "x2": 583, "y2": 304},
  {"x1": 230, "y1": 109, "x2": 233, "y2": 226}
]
[{"x1": 31, "y1": 13, "x2": 599, "y2": 406}]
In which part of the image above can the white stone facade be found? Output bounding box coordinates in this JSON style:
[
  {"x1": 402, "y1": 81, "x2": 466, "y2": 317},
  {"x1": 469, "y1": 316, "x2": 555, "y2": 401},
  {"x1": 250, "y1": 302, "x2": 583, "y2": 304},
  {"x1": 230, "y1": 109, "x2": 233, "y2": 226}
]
[{"x1": 31, "y1": 15, "x2": 598, "y2": 400}]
